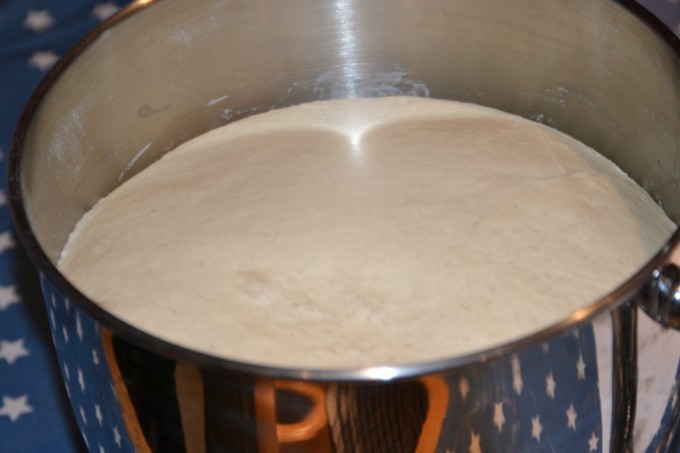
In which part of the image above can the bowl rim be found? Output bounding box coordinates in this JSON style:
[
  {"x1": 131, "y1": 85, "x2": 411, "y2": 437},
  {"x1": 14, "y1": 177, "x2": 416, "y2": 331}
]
[{"x1": 7, "y1": 0, "x2": 680, "y2": 382}]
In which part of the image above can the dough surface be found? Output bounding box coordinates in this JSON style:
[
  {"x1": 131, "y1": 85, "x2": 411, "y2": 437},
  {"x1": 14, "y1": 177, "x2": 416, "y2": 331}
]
[{"x1": 58, "y1": 97, "x2": 675, "y2": 368}]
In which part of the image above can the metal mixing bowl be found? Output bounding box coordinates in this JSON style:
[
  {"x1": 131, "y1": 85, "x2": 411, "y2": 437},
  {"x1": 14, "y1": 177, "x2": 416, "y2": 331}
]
[{"x1": 9, "y1": 0, "x2": 680, "y2": 451}]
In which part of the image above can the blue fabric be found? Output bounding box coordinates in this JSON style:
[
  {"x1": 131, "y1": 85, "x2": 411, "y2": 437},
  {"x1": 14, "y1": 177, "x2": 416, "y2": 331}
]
[
  {"x1": 0, "y1": 3, "x2": 132, "y2": 452},
  {"x1": 438, "y1": 326, "x2": 603, "y2": 452},
  {"x1": 38, "y1": 276, "x2": 137, "y2": 453},
  {"x1": 0, "y1": 1, "x2": 678, "y2": 452}
]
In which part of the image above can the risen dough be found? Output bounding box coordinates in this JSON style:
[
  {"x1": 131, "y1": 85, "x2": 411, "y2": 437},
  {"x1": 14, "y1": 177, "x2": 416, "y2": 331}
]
[{"x1": 58, "y1": 97, "x2": 675, "y2": 368}]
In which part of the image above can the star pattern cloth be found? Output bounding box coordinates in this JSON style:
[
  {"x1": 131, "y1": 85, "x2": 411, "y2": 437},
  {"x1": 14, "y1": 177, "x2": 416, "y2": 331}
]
[
  {"x1": 1, "y1": 2, "x2": 132, "y2": 452},
  {"x1": 1, "y1": 1, "x2": 680, "y2": 452},
  {"x1": 436, "y1": 326, "x2": 604, "y2": 452}
]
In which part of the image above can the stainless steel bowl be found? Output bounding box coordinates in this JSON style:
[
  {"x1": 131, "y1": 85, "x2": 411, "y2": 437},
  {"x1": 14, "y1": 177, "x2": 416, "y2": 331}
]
[{"x1": 9, "y1": 0, "x2": 680, "y2": 451}]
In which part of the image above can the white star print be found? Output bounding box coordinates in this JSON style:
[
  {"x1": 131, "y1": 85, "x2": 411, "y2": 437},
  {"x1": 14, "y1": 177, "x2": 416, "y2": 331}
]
[
  {"x1": 62, "y1": 325, "x2": 69, "y2": 343},
  {"x1": 0, "y1": 231, "x2": 16, "y2": 255},
  {"x1": 531, "y1": 415, "x2": 542, "y2": 441},
  {"x1": 76, "y1": 313, "x2": 84, "y2": 341},
  {"x1": 92, "y1": 2, "x2": 121, "y2": 21},
  {"x1": 51, "y1": 294, "x2": 57, "y2": 308},
  {"x1": 64, "y1": 363, "x2": 70, "y2": 381},
  {"x1": 459, "y1": 377, "x2": 470, "y2": 400},
  {"x1": 545, "y1": 371, "x2": 556, "y2": 399},
  {"x1": 24, "y1": 9, "x2": 55, "y2": 33},
  {"x1": 0, "y1": 191, "x2": 7, "y2": 206},
  {"x1": 0, "y1": 285, "x2": 20, "y2": 310},
  {"x1": 28, "y1": 50, "x2": 59, "y2": 71},
  {"x1": 512, "y1": 355, "x2": 523, "y2": 395},
  {"x1": 541, "y1": 343, "x2": 550, "y2": 355},
  {"x1": 113, "y1": 425, "x2": 122, "y2": 447},
  {"x1": 99, "y1": 444, "x2": 106, "y2": 453},
  {"x1": 566, "y1": 404, "x2": 577, "y2": 430},
  {"x1": 92, "y1": 349, "x2": 100, "y2": 365},
  {"x1": 95, "y1": 404, "x2": 103, "y2": 425},
  {"x1": 49, "y1": 309, "x2": 57, "y2": 328},
  {"x1": 469, "y1": 431, "x2": 481, "y2": 453},
  {"x1": 79, "y1": 404, "x2": 87, "y2": 424},
  {"x1": 493, "y1": 402, "x2": 505, "y2": 433},
  {"x1": 588, "y1": 431, "x2": 599, "y2": 451},
  {"x1": 576, "y1": 353, "x2": 586, "y2": 380},
  {"x1": 78, "y1": 368, "x2": 86, "y2": 392},
  {"x1": 0, "y1": 339, "x2": 29, "y2": 365},
  {"x1": 0, "y1": 395, "x2": 33, "y2": 422},
  {"x1": 64, "y1": 297, "x2": 71, "y2": 313}
]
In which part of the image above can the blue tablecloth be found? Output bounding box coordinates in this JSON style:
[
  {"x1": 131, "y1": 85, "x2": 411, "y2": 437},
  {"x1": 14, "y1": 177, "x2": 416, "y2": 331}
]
[
  {"x1": 0, "y1": 1, "x2": 679, "y2": 452},
  {"x1": 0, "y1": 3, "x2": 133, "y2": 452}
]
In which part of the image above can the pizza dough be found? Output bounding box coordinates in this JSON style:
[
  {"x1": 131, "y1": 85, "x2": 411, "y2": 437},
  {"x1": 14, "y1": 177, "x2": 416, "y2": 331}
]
[{"x1": 58, "y1": 97, "x2": 675, "y2": 368}]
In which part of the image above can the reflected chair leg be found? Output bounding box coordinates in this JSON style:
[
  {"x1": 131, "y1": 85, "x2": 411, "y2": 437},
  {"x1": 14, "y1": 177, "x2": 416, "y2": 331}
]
[{"x1": 175, "y1": 363, "x2": 206, "y2": 453}]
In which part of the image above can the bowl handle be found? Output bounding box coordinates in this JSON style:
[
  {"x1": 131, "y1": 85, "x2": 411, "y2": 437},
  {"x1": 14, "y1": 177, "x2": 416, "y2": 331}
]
[
  {"x1": 636, "y1": 261, "x2": 680, "y2": 331},
  {"x1": 615, "y1": 242, "x2": 680, "y2": 452}
]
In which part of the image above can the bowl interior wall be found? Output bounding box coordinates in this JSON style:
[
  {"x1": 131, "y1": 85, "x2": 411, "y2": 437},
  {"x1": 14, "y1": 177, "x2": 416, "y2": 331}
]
[{"x1": 19, "y1": 0, "x2": 680, "y2": 262}]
